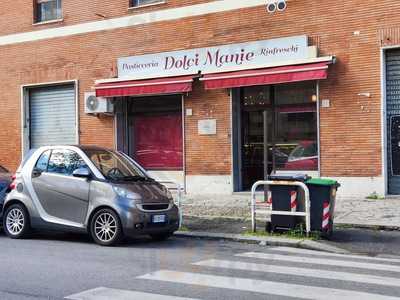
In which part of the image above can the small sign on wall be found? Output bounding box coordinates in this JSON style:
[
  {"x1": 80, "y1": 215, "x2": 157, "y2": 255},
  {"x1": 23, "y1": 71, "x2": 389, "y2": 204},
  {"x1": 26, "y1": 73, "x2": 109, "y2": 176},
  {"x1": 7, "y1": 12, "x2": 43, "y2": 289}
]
[{"x1": 198, "y1": 119, "x2": 217, "y2": 135}]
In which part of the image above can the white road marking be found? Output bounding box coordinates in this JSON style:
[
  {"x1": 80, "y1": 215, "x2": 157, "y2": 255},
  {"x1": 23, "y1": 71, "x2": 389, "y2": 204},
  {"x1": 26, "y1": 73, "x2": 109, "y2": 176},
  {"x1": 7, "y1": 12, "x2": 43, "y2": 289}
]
[
  {"x1": 270, "y1": 246, "x2": 400, "y2": 263},
  {"x1": 138, "y1": 270, "x2": 400, "y2": 300},
  {"x1": 237, "y1": 252, "x2": 400, "y2": 273},
  {"x1": 65, "y1": 287, "x2": 199, "y2": 300},
  {"x1": 194, "y1": 259, "x2": 400, "y2": 287}
]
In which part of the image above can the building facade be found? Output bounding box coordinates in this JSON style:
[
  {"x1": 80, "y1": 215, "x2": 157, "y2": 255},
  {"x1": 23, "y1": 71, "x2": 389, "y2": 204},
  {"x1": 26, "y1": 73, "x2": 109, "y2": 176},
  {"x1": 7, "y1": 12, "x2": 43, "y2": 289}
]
[{"x1": 0, "y1": 0, "x2": 399, "y2": 198}]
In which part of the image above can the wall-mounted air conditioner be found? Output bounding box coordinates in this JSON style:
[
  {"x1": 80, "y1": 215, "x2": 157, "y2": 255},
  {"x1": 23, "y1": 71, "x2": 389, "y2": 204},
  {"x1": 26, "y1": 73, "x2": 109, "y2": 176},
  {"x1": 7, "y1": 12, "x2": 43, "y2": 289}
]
[{"x1": 84, "y1": 92, "x2": 114, "y2": 114}]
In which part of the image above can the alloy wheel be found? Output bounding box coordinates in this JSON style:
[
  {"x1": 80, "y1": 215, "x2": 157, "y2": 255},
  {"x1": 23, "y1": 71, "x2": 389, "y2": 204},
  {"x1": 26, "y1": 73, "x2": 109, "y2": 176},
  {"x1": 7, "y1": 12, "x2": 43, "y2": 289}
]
[
  {"x1": 94, "y1": 212, "x2": 118, "y2": 243},
  {"x1": 6, "y1": 208, "x2": 25, "y2": 236}
]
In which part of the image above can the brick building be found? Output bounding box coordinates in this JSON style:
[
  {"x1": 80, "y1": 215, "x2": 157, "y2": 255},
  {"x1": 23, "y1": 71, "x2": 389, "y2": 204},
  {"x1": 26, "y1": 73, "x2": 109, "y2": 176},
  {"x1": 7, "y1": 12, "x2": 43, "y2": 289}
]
[{"x1": 0, "y1": 0, "x2": 399, "y2": 198}]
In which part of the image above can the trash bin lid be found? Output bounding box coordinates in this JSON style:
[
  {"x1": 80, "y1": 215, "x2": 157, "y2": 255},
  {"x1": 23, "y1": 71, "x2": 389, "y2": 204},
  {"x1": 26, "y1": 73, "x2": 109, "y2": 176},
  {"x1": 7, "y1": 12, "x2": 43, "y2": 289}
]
[
  {"x1": 306, "y1": 178, "x2": 339, "y2": 186},
  {"x1": 268, "y1": 174, "x2": 310, "y2": 182}
]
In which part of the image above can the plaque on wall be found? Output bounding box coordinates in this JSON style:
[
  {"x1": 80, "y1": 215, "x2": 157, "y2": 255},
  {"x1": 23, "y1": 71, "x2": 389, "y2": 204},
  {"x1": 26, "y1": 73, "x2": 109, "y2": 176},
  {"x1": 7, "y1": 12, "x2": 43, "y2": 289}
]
[{"x1": 198, "y1": 119, "x2": 217, "y2": 135}]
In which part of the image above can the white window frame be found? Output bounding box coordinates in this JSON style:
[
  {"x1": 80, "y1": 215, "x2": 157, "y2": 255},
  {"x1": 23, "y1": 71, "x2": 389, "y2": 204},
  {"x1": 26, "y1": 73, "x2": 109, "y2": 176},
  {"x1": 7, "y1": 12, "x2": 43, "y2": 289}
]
[
  {"x1": 34, "y1": 0, "x2": 63, "y2": 24},
  {"x1": 129, "y1": 0, "x2": 166, "y2": 9}
]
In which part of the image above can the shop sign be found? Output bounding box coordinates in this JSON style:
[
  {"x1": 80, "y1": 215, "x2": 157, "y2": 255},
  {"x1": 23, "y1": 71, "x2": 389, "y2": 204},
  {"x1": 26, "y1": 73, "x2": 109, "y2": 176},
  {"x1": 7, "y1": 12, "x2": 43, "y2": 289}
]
[{"x1": 118, "y1": 35, "x2": 308, "y2": 79}]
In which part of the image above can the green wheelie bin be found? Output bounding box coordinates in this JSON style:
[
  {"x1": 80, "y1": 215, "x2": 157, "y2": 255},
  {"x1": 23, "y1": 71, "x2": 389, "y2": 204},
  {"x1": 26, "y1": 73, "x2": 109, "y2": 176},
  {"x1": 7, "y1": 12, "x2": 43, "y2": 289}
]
[{"x1": 305, "y1": 178, "x2": 340, "y2": 237}]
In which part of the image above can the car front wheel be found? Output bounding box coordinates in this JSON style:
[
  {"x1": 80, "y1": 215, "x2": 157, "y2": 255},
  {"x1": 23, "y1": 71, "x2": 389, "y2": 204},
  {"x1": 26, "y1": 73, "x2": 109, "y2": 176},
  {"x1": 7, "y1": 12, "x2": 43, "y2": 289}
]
[
  {"x1": 3, "y1": 203, "x2": 30, "y2": 239},
  {"x1": 90, "y1": 209, "x2": 123, "y2": 246}
]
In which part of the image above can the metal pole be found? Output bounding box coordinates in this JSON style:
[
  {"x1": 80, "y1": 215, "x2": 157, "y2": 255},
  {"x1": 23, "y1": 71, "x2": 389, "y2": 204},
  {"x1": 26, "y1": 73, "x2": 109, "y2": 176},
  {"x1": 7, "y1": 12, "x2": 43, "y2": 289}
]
[
  {"x1": 251, "y1": 183, "x2": 257, "y2": 232},
  {"x1": 261, "y1": 110, "x2": 269, "y2": 233},
  {"x1": 263, "y1": 110, "x2": 269, "y2": 180},
  {"x1": 178, "y1": 183, "x2": 183, "y2": 229},
  {"x1": 250, "y1": 180, "x2": 311, "y2": 235}
]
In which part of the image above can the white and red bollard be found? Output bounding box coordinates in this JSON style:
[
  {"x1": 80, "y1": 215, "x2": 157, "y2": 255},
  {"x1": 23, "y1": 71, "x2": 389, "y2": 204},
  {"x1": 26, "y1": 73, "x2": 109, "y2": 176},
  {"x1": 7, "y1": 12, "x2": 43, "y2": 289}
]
[
  {"x1": 290, "y1": 190, "x2": 297, "y2": 212},
  {"x1": 322, "y1": 201, "x2": 330, "y2": 230},
  {"x1": 266, "y1": 190, "x2": 272, "y2": 205}
]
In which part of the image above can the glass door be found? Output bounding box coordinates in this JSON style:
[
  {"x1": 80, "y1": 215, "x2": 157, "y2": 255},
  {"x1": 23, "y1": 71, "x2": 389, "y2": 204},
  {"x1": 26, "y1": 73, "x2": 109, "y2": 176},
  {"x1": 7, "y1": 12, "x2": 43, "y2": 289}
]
[{"x1": 240, "y1": 86, "x2": 273, "y2": 190}]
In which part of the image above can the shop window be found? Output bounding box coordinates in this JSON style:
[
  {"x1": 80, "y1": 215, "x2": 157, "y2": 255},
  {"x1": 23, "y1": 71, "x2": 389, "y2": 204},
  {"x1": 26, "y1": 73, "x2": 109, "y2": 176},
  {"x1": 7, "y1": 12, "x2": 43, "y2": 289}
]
[
  {"x1": 274, "y1": 82, "x2": 318, "y2": 171},
  {"x1": 130, "y1": 0, "x2": 164, "y2": 8},
  {"x1": 34, "y1": 0, "x2": 62, "y2": 23}
]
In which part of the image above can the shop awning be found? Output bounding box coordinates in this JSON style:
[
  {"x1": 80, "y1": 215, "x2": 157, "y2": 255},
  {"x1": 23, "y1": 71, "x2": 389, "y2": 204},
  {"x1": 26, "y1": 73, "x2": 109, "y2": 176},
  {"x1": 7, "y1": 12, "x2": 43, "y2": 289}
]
[
  {"x1": 95, "y1": 75, "x2": 194, "y2": 97},
  {"x1": 201, "y1": 62, "x2": 330, "y2": 90}
]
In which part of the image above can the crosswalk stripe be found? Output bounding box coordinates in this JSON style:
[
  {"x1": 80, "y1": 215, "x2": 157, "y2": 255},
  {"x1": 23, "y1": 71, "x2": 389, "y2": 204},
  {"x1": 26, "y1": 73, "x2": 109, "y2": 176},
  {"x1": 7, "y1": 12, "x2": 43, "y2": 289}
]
[
  {"x1": 194, "y1": 259, "x2": 400, "y2": 287},
  {"x1": 65, "y1": 287, "x2": 199, "y2": 300},
  {"x1": 138, "y1": 270, "x2": 400, "y2": 300},
  {"x1": 237, "y1": 252, "x2": 400, "y2": 273},
  {"x1": 270, "y1": 247, "x2": 400, "y2": 263}
]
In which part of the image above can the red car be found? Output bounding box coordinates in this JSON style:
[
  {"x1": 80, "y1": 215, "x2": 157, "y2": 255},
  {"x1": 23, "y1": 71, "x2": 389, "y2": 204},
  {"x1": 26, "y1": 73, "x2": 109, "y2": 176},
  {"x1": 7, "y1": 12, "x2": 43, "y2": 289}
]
[{"x1": 284, "y1": 141, "x2": 318, "y2": 171}]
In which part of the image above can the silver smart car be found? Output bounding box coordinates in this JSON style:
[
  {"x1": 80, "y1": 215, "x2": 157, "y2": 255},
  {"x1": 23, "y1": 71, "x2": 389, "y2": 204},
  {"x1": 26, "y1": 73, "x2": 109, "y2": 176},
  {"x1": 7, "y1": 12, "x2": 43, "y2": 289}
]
[{"x1": 3, "y1": 145, "x2": 180, "y2": 246}]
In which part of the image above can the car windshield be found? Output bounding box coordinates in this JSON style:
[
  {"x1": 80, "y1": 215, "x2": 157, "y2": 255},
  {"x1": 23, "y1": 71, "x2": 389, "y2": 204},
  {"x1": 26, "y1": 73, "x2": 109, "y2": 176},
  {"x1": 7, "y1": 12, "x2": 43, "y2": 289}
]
[
  {"x1": 83, "y1": 149, "x2": 148, "y2": 181},
  {"x1": 288, "y1": 142, "x2": 317, "y2": 160}
]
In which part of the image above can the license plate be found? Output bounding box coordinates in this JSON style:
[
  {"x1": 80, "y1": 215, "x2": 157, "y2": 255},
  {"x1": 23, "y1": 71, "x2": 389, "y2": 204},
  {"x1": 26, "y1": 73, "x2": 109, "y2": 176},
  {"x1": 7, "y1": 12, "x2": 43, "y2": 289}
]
[{"x1": 152, "y1": 214, "x2": 166, "y2": 223}]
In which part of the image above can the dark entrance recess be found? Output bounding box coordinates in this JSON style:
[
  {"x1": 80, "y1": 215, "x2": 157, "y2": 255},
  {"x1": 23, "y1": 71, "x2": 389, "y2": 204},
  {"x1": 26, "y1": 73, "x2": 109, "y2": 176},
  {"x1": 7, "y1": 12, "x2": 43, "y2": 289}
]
[
  {"x1": 386, "y1": 49, "x2": 400, "y2": 194},
  {"x1": 115, "y1": 95, "x2": 183, "y2": 171},
  {"x1": 390, "y1": 116, "x2": 400, "y2": 177},
  {"x1": 233, "y1": 82, "x2": 319, "y2": 191}
]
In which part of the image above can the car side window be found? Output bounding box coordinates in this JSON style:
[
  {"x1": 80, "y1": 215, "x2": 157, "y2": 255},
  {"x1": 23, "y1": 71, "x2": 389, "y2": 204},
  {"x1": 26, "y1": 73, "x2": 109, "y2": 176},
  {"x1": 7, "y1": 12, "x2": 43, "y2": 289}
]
[
  {"x1": 47, "y1": 150, "x2": 87, "y2": 176},
  {"x1": 34, "y1": 150, "x2": 51, "y2": 172}
]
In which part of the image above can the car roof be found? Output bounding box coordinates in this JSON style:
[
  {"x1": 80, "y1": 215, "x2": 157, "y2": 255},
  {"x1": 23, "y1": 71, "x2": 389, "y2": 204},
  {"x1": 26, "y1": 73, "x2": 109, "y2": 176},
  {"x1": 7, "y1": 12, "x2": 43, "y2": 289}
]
[{"x1": 35, "y1": 145, "x2": 113, "y2": 152}]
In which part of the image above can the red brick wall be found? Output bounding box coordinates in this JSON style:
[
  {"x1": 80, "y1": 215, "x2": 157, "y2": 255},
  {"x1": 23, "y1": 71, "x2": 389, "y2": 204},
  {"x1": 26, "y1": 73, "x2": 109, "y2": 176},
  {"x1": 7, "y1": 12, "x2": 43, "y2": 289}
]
[
  {"x1": 184, "y1": 82, "x2": 231, "y2": 175},
  {"x1": 1, "y1": 1, "x2": 400, "y2": 177},
  {"x1": 0, "y1": 0, "x2": 210, "y2": 36}
]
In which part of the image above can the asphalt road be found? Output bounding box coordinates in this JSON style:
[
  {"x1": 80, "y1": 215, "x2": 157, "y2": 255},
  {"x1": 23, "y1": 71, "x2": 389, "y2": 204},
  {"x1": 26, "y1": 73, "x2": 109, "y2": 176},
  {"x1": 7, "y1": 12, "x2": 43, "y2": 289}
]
[
  {"x1": 1, "y1": 231, "x2": 400, "y2": 300},
  {"x1": 326, "y1": 227, "x2": 400, "y2": 256}
]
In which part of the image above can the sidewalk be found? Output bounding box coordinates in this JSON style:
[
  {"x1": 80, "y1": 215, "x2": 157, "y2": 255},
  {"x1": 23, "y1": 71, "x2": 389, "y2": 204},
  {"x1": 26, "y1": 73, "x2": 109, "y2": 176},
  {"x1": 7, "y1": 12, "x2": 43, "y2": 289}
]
[{"x1": 180, "y1": 194, "x2": 400, "y2": 229}]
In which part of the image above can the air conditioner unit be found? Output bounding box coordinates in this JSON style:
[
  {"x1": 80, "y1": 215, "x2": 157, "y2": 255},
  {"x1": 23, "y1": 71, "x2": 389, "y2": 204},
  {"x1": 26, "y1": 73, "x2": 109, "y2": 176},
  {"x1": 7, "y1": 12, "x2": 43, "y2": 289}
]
[{"x1": 84, "y1": 92, "x2": 114, "y2": 114}]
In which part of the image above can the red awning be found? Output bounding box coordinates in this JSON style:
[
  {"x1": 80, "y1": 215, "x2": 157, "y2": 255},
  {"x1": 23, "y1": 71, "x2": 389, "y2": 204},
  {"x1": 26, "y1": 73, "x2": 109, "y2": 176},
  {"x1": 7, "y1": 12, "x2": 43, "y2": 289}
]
[
  {"x1": 95, "y1": 75, "x2": 194, "y2": 97},
  {"x1": 201, "y1": 62, "x2": 330, "y2": 90}
]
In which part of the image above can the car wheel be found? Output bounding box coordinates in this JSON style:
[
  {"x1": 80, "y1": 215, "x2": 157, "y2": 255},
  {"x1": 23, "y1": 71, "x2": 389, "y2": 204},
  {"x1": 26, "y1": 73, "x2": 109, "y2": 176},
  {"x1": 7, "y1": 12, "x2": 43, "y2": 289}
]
[
  {"x1": 150, "y1": 232, "x2": 173, "y2": 241},
  {"x1": 90, "y1": 209, "x2": 123, "y2": 246},
  {"x1": 3, "y1": 203, "x2": 30, "y2": 239}
]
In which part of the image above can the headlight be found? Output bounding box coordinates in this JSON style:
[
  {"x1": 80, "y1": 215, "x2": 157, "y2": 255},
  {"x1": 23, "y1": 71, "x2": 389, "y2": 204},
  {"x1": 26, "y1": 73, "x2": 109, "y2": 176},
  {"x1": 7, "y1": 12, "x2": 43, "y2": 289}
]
[
  {"x1": 161, "y1": 185, "x2": 173, "y2": 202},
  {"x1": 113, "y1": 186, "x2": 140, "y2": 200}
]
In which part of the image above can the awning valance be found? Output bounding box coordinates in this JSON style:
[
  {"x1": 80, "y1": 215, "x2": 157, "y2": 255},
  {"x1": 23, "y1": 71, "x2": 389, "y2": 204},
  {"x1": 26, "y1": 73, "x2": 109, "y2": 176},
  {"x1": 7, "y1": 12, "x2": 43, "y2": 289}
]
[
  {"x1": 200, "y1": 62, "x2": 330, "y2": 90},
  {"x1": 95, "y1": 75, "x2": 194, "y2": 97}
]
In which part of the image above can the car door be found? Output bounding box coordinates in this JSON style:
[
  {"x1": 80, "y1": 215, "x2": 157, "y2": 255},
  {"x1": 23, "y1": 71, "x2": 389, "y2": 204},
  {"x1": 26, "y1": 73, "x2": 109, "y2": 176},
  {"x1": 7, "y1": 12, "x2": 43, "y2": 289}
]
[{"x1": 31, "y1": 149, "x2": 90, "y2": 225}]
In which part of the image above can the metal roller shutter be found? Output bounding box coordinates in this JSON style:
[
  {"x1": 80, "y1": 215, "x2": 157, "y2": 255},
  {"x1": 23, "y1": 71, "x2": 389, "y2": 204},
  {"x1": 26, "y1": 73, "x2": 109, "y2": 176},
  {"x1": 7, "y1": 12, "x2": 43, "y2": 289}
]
[
  {"x1": 386, "y1": 50, "x2": 400, "y2": 194},
  {"x1": 29, "y1": 84, "x2": 76, "y2": 148}
]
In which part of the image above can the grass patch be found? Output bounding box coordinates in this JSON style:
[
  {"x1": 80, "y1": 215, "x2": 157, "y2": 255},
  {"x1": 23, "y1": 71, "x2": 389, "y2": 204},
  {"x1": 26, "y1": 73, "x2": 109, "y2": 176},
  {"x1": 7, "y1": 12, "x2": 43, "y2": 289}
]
[
  {"x1": 244, "y1": 225, "x2": 321, "y2": 241},
  {"x1": 178, "y1": 225, "x2": 190, "y2": 232},
  {"x1": 366, "y1": 192, "x2": 385, "y2": 200}
]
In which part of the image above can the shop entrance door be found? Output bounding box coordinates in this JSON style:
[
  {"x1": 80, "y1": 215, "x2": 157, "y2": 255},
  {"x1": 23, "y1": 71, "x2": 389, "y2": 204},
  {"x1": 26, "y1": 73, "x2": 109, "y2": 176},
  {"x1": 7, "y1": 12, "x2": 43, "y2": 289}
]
[
  {"x1": 389, "y1": 116, "x2": 400, "y2": 191},
  {"x1": 386, "y1": 49, "x2": 400, "y2": 194},
  {"x1": 241, "y1": 108, "x2": 273, "y2": 190},
  {"x1": 234, "y1": 82, "x2": 319, "y2": 191}
]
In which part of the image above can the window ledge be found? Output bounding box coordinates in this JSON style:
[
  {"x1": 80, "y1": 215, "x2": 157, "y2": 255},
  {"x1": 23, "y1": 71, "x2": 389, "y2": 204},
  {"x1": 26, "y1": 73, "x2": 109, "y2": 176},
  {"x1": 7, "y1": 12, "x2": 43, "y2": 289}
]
[
  {"x1": 128, "y1": 1, "x2": 166, "y2": 11},
  {"x1": 33, "y1": 18, "x2": 64, "y2": 26}
]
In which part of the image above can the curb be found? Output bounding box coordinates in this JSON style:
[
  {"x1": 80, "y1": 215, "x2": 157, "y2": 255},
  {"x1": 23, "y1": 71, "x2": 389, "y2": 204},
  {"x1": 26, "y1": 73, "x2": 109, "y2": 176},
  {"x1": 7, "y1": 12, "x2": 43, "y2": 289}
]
[
  {"x1": 335, "y1": 222, "x2": 400, "y2": 231},
  {"x1": 183, "y1": 214, "x2": 400, "y2": 232},
  {"x1": 174, "y1": 231, "x2": 350, "y2": 254}
]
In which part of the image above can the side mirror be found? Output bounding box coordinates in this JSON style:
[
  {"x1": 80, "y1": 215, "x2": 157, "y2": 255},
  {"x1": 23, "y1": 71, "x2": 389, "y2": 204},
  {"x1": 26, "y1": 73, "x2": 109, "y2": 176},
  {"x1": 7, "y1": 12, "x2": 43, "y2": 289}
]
[
  {"x1": 32, "y1": 168, "x2": 42, "y2": 178},
  {"x1": 72, "y1": 167, "x2": 91, "y2": 178}
]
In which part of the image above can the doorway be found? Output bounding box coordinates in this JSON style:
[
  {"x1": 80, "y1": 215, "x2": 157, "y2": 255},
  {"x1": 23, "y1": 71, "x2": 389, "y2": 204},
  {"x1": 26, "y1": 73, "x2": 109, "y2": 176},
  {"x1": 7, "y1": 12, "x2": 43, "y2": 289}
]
[
  {"x1": 114, "y1": 94, "x2": 184, "y2": 184},
  {"x1": 386, "y1": 49, "x2": 400, "y2": 194},
  {"x1": 233, "y1": 82, "x2": 319, "y2": 191}
]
